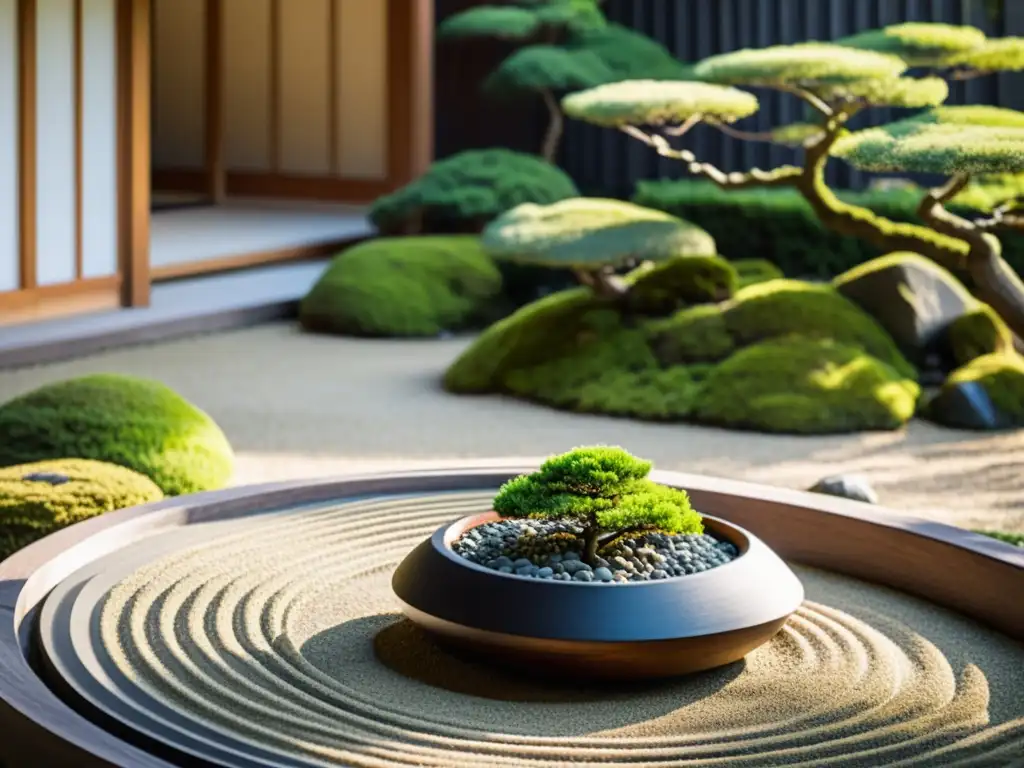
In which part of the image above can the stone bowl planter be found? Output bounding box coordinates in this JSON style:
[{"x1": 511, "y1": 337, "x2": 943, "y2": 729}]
[{"x1": 392, "y1": 511, "x2": 805, "y2": 680}]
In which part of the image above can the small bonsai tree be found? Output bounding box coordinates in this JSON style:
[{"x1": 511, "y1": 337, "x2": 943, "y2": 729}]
[
  {"x1": 481, "y1": 197, "x2": 718, "y2": 297},
  {"x1": 562, "y1": 26, "x2": 1024, "y2": 346},
  {"x1": 437, "y1": 0, "x2": 687, "y2": 161},
  {"x1": 484, "y1": 45, "x2": 614, "y2": 161},
  {"x1": 492, "y1": 446, "x2": 703, "y2": 565},
  {"x1": 369, "y1": 149, "x2": 579, "y2": 235}
]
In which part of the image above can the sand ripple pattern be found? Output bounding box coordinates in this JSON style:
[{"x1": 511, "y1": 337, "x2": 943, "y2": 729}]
[{"x1": 78, "y1": 491, "x2": 1024, "y2": 767}]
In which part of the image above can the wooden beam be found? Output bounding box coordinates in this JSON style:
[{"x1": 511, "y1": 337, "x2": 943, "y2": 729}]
[
  {"x1": 117, "y1": 0, "x2": 151, "y2": 307},
  {"x1": 386, "y1": 0, "x2": 433, "y2": 189},
  {"x1": 17, "y1": 0, "x2": 37, "y2": 290},
  {"x1": 73, "y1": 0, "x2": 83, "y2": 279},
  {"x1": 204, "y1": 0, "x2": 224, "y2": 201}
]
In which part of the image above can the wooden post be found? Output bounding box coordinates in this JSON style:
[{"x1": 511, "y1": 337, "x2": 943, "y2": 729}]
[{"x1": 117, "y1": 0, "x2": 151, "y2": 307}]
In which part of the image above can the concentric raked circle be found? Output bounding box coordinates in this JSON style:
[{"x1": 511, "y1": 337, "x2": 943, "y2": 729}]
[{"x1": 36, "y1": 488, "x2": 1024, "y2": 767}]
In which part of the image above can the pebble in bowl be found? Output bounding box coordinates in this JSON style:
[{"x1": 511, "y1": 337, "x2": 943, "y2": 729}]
[{"x1": 392, "y1": 446, "x2": 805, "y2": 680}]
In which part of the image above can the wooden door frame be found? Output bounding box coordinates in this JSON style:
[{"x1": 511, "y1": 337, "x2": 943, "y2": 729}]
[{"x1": 1, "y1": 0, "x2": 145, "y2": 323}]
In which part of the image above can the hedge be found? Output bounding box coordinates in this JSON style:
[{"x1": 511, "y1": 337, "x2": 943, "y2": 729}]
[{"x1": 633, "y1": 179, "x2": 1024, "y2": 279}]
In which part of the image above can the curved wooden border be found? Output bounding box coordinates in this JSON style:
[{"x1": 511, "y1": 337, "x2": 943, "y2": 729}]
[{"x1": 0, "y1": 463, "x2": 1021, "y2": 766}]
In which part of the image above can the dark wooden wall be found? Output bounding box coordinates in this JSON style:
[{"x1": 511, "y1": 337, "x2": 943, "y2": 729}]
[{"x1": 434, "y1": 0, "x2": 1024, "y2": 196}]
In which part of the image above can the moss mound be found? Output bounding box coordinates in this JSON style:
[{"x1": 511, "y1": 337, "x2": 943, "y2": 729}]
[
  {"x1": 300, "y1": 236, "x2": 503, "y2": 338},
  {"x1": 946, "y1": 304, "x2": 1014, "y2": 367},
  {"x1": 691, "y1": 337, "x2": 920, "y2": 433},
  {"x1": 719, "y1": 280, "x2": 915, "y2": 377},
  {"x1": 0, "y1": 375, "x2": 234, "y2": 496},
  {"x1": 732, "y1": 259, "x2": 784, "y2": 289},
  {"x1": 627, "y1": 255, "x2": 737, "y2": 314},
  {"x1": 0, "y1": 459, "x2": 164, "y2": 560},
  {"x1": 446, "y1": 276, "x2": 919, "y2": 434}
]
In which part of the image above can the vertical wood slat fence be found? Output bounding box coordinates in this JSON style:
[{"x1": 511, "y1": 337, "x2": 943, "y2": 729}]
[{"x1": 435, "y1": 0, "x2": 1024, "y2": 197}]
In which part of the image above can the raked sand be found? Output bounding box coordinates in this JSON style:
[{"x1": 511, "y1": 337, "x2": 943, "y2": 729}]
[
  {"x1": 2, "y1": 323, "x2": 1024, "y2": 536},
  {"x1": 94, "y1": 490, "x2": 1024, "y2": 766},
  {"x1": 0, "y1": 321, "x2": 1021, "y2": 533}
]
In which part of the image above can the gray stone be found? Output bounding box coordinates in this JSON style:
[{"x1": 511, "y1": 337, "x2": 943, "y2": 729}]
[
  {"x1": 536, "y1": 567, "x2": 554, "y2": 579},
  {"x1": 512, "y1": 558, "x2": 533, "y2": 570},
  {"x1": 834, "y1": 253, "x2": 974, "y2": 367},
  {"x1": 927, "y1": 380, "x2": 1017, "y2": 431},
  {"x1": 515, "y1": 565, "x2": 537, "y2": 577},
  {"x1": 594, "y1": 567, "x2": 614, "y2": 582},
  {"x1": 21, "y1": 471, "x2": 70, "y2": 486},
  {"x1": 650, "y1": 569, "x2": 668, "y2": 580},
  {"x1": 809, "y1": 474, "x2": 879, "y2": 505},
  {"x1": 573, "y1": 570, "x2": 594, "y2": 582}
]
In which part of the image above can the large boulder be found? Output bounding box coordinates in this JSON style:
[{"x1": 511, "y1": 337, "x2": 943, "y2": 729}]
[
  {"x1": 299, "y1": 236, "x2": 504, "y2": 338},
  {"x1": 0, "y1": 375, "x2": 234, "y2": 496},
  {"x1": 832, "y1": 252, "x2": 976, "y2": 369},
  {"x1": 0, "y1": 459, "x2": 164, "y2": 560},
  {"x1": 927, "y1": 353, "x2": 1024, "y2": 430}
]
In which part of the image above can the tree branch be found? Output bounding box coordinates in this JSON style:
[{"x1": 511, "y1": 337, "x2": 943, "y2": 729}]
[
  {"x1": 663, "y1": 112, "x2": 705, "y2": 138},
  {"x1": 709, "y1": 120, "x2": 783, "y2": 143},
  {"x1": 618, "y1": 126, "x2": 802, "y2": 189},
  {"x1": 775, "y1": 84, "x2": 835, "y2": 117}
]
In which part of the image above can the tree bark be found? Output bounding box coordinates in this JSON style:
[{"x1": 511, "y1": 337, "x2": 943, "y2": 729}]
[
  {"x1": 541, "y1": 89, "x2": 564, "y2": 163},
  {"x1": 918, "y1": 175, "x2": 1024, "y2": 352}
]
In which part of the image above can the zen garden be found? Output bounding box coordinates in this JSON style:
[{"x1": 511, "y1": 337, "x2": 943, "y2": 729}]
[{"x1": 0, "y1": 3, "x2": 1022, "y2": 767}]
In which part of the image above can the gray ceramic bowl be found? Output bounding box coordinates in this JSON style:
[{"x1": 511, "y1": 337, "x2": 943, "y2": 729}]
[{"x1": 392, "y1": 511, "x2": 805, "y2": 680}]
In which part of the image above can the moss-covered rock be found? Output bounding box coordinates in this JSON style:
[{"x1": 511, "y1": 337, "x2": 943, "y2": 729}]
[
  {"x1": 691, "y1": 337, "x2": 920, "y2": 433},
  {"x1": 833, "y1": 252, "x2": 976, "y2": 368},
  {"x1": 627, "y1": 255, "x2": 737, "y2": 314},
  {"x1": 732, "y1": 258, "x2": 784, "y2": 289},
  {"x1": 300, "y1": 236, "x2": 504, "y2": 338},
  {"x1": 0, "y1": 459, "x2": 163, "y2": 560},
  {"x1": 945, "y1": 303, "x2": 1014, "y2": 367},
  {"x1": 0, "y1": 375, "x2": 234, "y2": 496},
  {"x1": 927, "y1": 353, "x2": 1024, "y2": 430}
]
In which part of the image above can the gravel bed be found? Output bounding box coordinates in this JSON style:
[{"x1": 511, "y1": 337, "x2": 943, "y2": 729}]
[{"x1": 451, "y1": 519, "x2": 739, "y2": 583}]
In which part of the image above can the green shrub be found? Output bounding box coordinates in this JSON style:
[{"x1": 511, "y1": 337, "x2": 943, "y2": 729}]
[
  {"x1": 946, "y1": 304, "x2": 1015, "y2": 367},
  {"x1": 627, "y1": 255, "x2": 737, "y2": 314},
  {"x1": 691, "y1": 337, "x2": 921, "y2": 434},
  {"x1": 0, "y1": 459, "x2": 163, "y2": 560},
  {"x1": 300, "y1": 236, "x2": 503, "y2": 338},
  {"x1": 732, "y1": 259, "x2": 784, "y2": 289},
  {"x1": 632, "y1": 179, "x2": 1024, "y2": 279},
  {"x1": 0, "y1": 375, "x2": 234, "y2": 496},
  {"x1": 370, "y1": 149, "x2": 579, "y2": 235}
]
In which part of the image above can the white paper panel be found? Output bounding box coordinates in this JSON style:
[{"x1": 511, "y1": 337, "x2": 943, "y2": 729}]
[
  {"x1": 152, "y1": 0, "x2": 205, "y2": 169},
  {"x1": 336, "y1": 0, "x2": 387, "y2": 179},
  {"x1": 80, "y1": 0, "x2": 118, "y2": 278},
  {"x1": 0, "y1": 0, "x2": 19, "y2": 291},
  {"x1": 278, "y1": 0, "x2": 331, "y2": 175},
  {"x1": 223, "y1": 0, "x2": 271, "y2": 171},
  {"x1": 34, "y1": 0, "x2": 76, "y2": 286}
]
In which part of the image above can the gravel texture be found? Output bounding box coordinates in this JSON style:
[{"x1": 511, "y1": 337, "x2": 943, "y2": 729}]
[
  {"x1": 89, "y1": 490, "x2": 1024, "y2": 766},
  {"x1": 0, "y1": 322, "x2": 1021, "y2": 534},
  {"x1": 452, "y1": 519, "x2": 739, "y2": 582}
]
